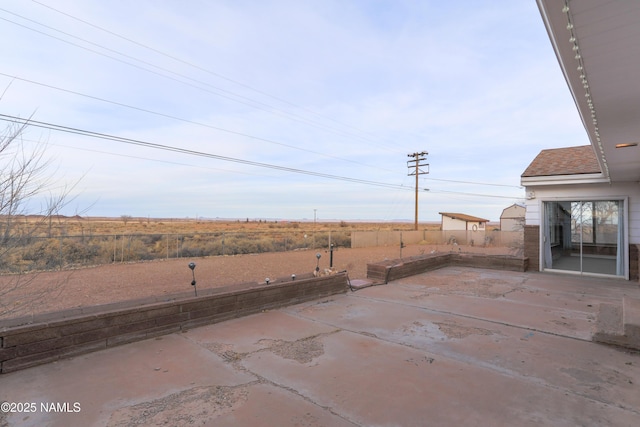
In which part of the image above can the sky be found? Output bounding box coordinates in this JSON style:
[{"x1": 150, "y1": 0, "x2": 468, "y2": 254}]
[{"x1": 0, "y1": 0, "x2": 589, "y2": 222}]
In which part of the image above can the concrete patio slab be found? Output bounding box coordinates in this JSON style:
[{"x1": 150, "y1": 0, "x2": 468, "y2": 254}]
[{"x1": 1, "y1": 267, "x2": 639, "y2": 426}]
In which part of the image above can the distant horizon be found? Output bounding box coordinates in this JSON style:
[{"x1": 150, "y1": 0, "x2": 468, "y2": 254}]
[{"x1": 18, "y1": 214, "x2": 505, "y2": 225}]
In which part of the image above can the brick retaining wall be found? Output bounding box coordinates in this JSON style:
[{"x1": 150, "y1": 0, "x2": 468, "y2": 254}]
[
  {"x1": 0, "y1": 273, "x2": 348, "y2": 374},
  {"x1": 630, "y1": 245, "x2": 639, "y2": 282},
  {"x1": 367, "y1": 253, "x2": 528, "y2": 283},
  {"x1": 523, "y1": 225, "x2": 539, "y2": 272}
]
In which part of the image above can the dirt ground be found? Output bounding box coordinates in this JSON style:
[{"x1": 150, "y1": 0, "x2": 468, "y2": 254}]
[{"x1": 0, "y1": 244, "x2": 514, "y2": 320}]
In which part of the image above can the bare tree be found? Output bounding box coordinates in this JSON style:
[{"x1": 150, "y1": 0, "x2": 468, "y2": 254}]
[{"x1": 0, "y1": 114, "x2": 77, "y2": 319}]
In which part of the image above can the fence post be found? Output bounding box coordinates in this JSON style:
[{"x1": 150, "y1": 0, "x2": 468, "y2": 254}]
[{"x1": 59, "y1": 235, "x2": 63, "y2": 271}]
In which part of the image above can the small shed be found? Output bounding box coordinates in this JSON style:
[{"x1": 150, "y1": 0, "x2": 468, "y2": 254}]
[
  {"x1": 439, "y1": 212, "x2": 489, "y2": 231},
  {"x1": 500, "y1": 204, "x2": 525, "y2": 231}
]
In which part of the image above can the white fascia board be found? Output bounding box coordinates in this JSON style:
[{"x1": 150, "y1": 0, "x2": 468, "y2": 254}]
[{"x1": 520, "y1": 173, "x2": 609, "y2": 187}]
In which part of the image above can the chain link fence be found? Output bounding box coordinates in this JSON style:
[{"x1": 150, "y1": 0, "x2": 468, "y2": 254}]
[
  {"x1": 2, "y1": 229, "x2": 523, "y2": 274},
  {"x1": 1, "y1": 230, "x2": 352, "y2": 273}
]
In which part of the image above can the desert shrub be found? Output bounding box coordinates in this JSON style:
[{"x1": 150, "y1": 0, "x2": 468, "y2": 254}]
[
  {"x1": 225, "y1": 235, "x2": 276, "y2": 255},
  {"x1": 0, "y1": 228, "x2": 355, "y2": 272},
  {"x1": 123, "y1": 238, "x2": 155, "y2": 261},
  {"x1": 21, "y1": 239, "x2": 62, "y2": 270},
  {"x1": 20, "y1": 238, "x2": 102, "y2": 269},
  {"x1": 61, "y1": 238, "x2": 102, "y2": 266},
  {"x1": 330, "y1": 232, "x2": 351, "y2": 248}
]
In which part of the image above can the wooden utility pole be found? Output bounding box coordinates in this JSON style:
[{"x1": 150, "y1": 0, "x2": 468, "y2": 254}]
[{"x1": 407, "y1": 151, "x2": 429, "y2": 230}]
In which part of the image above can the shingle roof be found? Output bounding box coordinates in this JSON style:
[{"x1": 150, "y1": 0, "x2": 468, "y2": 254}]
[
  {"x1": 439, "y1": 212, "x2": 489, "y2": 223},
  {"x1": 521, "y1": 145, "x2": 601, "y2": 177}
]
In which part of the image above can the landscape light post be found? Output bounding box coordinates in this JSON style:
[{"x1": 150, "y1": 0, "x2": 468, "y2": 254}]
[
  {"x1": 315, "y1": 252, "x2": 322, "y2": 275},
  {"x1": 329, "y1": 243, "x2": 334, "y2": 268},
  {"x1": 188, "y1": 262, "x2": 197, "y2": 296},
  {"x1": 407, "y1": 151, "x2": 429, "y2": 231}
]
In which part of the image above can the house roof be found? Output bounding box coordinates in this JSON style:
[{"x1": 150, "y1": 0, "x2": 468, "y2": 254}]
[
  {"x1": 521, "y1": 145, "x2": 601, "y2": 178},
  {"x1": 439, "y1": 212, "x2": 489, "y2": 223}
]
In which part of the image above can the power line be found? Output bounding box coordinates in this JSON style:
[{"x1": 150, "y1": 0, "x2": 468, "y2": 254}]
[
  {"x1": 23, "y1": 137, "x2": 266, "y2": 178},
  {"x1": 0, "y1": 72, "x2": 391, "y2": 172},
  {"x1": 0, "y1": 113, "x2": 408, "y2": 190},
  {"x1": 3, "y1": 113, "x2": 524, "y2": 201},
  {"x1": 0, "y1": 9, "x2": 400, "y2": 151},
  {"x1": 2, "y1": 4, "x2": 528, "y2": 197},
  {"x1": 25, "y1": 1, "x2": 405, "y2": 154}
]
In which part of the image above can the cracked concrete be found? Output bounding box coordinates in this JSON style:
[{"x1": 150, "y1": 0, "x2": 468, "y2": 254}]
[{"x1": 1, "y1": 267, "x2": 640, "y2": 426}]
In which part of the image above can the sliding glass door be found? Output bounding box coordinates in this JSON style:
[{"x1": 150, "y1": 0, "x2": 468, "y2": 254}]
[{"x1": 543, "y1": 200, "x2": 624, "y2": 277}]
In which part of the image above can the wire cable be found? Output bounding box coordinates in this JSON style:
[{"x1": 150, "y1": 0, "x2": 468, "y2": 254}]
[
  {"x1": 0, "y1": 10, "x2": 402, "y2": 152},
  {"x1": 1, "y1": 113, "x2": 525, "y2": 201},
  {"x1": 0, "y1": 113, "x2": 409, "y2": 190},
  {"x1": 31, "y1": 0, "x2": 403, "y2": 152},
  {"x1": 0, "y1": 72, "x2": 391, "y2": 172}
]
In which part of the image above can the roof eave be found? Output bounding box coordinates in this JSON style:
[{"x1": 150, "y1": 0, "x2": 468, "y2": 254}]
[
  {"x1": 521, "y1": 173, "x2": 609, "y2": 187},
  {"x1": 536, "y1": 0, "x2": 610, "y2": 182}
]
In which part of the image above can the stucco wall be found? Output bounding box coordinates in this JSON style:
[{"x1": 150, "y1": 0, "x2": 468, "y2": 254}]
[
  {"x1": 441, "y1": 216, "x2": 467, "y2": 231},
  {"x1": 442, "y1": 216, "x2": 485, "y2": 231}
]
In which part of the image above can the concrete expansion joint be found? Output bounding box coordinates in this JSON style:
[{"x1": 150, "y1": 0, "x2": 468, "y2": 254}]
[
  {"x1": 353, "y1": 292, "x2": 594, "y2": 343},
  {"x1": 176, "y1": 330, "x2": 359, "y2": 424},
  {"x1": 248, "y1": 371, "x2": 359, "y2": 426},
  {"x1": 500, "y1": 286, "x2": 525, "y2": 298}
]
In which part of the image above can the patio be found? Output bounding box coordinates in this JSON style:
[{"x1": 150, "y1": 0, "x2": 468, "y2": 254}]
[{"x1": 1, "y1": 266, "x2": 639, "y2": 426}]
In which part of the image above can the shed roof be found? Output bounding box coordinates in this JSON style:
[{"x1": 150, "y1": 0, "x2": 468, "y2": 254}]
[
  {"x1": 521, "y1": 145, "x2": 601, "y2": 178},
  {"x1": 500, "y1": 204, "x2": 525, "y2": 218},
  {"x1": 439, "y1": 212, "x2": 489, "y2": 223}
]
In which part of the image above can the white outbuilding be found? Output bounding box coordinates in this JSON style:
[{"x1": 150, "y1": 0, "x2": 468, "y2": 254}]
[
  {"x1": 500, "y1": 204, "x2": 525, "y2": 231},
  {"x1": 439, "y1": 212, "x2": 489, "y2": 232}
]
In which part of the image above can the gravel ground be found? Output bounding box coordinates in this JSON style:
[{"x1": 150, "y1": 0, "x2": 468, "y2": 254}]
[{"x1": 0, "y1": 244, "x2": 514, "y2": 320}]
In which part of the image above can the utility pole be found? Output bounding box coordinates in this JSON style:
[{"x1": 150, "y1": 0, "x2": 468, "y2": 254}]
[{"x1": 407, "y1": 151, "x2": 429, "y2": 231}]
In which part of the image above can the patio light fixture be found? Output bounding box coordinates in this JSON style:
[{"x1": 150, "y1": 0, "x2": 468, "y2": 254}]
[{"x1": 188, "y1": 262, "x2": 197, "y2": 297}]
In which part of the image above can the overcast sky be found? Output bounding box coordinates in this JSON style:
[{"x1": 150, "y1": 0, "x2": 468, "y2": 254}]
[{"x1": 1, "y1": 0, "x2": 588, "y2": 222}]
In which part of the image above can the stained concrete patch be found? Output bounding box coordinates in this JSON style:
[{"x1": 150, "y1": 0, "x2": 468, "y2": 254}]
[
  {"x1": 205, "y1": 342, "x2": 244, "y2": 363},
  {"x1": 398, "y1": 268, "x2": 525, "y2": 299},
  {"x1": 259, "y1": 335, "x2": 326, "y2": 364},
  {"x1": 183, "y1": 310, "x2": 336, "y2": 356},
  {"x1": 560, "y1": 367, "x2": 605, "y2": 385},
  {"x1": 435, "y1": 321, "x2": 494, "y2": 339},
  {"x1": 399, "y1": 320, "x2": 445, "y2": 341},
  {"x1": 107, "y1": 384, "x2": 251, "y2": 426}
]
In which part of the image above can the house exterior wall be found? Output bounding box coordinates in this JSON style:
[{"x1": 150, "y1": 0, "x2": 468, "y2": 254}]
[
  {"x1": 523, "y1": 181, "x2": 640, "y2": 279},
  {"x1": 523, "y1": 182, "x2": 640, "y2": 244}
]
